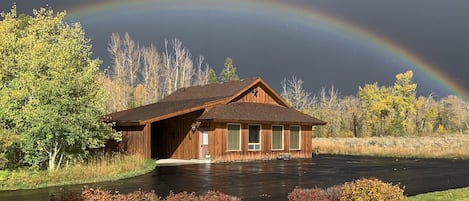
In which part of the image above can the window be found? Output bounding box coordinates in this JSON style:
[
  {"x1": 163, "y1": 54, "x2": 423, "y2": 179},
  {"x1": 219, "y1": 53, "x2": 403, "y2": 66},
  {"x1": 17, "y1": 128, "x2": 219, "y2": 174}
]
[
  {"x1": 248, "y1": 125, "x2": 261, "y2": 151},
  {"x1": 289, "y1": 126, "x2": 301, "y2": 150},
  {"x1": 227, "y1": 124, "x2": 241, "y2": 151},
  {"x1": 202, "y1": 130, "x2": 208, "y2": 145},
  {"x1": 271, "y1": 125, "x2": 284, "y2": 150}
]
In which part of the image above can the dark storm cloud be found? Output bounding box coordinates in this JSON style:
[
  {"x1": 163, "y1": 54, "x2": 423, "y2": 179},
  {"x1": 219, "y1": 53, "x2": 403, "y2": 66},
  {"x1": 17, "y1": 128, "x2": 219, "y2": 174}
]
[{"x1": 1, "y1": 0, "x2": 468, "y2": 98}]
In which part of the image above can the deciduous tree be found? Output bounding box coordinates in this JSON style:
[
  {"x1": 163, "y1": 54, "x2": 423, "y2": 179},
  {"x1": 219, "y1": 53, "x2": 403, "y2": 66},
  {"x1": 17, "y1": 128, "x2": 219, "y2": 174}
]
[
  {"x1": 0, "y1": 6, "x2": 118, "y2": 171},
  {"x1": 280, "y1": 76, "x2": 315, "y2": 112}
]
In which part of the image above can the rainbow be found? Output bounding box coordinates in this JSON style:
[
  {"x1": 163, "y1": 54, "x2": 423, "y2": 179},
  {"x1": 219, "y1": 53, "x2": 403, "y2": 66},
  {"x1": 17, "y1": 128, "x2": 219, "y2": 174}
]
[{"x1": 66, "y1": 0, "x2": 469, "y2": 100}]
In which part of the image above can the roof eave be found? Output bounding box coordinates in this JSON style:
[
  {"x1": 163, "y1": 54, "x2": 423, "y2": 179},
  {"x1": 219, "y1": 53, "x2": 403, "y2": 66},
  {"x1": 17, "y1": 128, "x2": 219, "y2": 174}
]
[{"x1": 198, "y1": 118, "x2": 326, "y2": 126}]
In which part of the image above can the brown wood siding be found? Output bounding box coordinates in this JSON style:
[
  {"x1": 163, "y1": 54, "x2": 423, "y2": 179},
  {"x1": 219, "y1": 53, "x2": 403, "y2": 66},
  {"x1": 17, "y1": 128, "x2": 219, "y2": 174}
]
[
  {"x1": 232, "y1": 85, "x2": 280, "y2": 105},
  {"x1": 152, "y1": 110, "x2": 203, "y2": 160},
  {"x1": 117, "y1": 124, "x2": 151, "y2": 159},
  {"x1": 209, "y1": 123, "x2": 313, "y2": 162}
]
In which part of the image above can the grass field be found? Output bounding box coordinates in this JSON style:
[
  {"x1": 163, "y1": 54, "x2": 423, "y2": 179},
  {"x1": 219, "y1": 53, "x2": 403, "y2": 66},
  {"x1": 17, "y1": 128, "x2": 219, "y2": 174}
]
[
  {"x1": 313, "y1": 134, "x2": 469, "y2": 159},
  {"x1": 406, "y1": 187, "x2": 469, "y2": 201},
  {"x1": 0, "y1": 154, "x2": 156, "y2": 190}
]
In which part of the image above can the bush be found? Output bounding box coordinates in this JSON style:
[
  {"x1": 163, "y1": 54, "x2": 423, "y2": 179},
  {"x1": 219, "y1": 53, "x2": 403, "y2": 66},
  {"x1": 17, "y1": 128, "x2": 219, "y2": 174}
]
[
  {"x1": 288, "y1": 185, "x2": 342, "y2": 201},
  {"x1": 340, "y1": 177, "x2": 405, "y2": 201},
  {"x1": 51, "y1": 187, "x2": 239, "y2": 201},
  {"x1": 199, "y1": 191, "x2": 241, "y2": 201},
  {"x1": 165, "y1": 191, "x2": 198, "y2": 201}
]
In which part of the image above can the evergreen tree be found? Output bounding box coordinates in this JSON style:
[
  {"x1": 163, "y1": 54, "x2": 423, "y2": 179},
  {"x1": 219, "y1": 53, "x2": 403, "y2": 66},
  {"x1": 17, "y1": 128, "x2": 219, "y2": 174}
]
[
  {"x1": 219, "y1": 57, "x2": 239, "y2": 81},
  {"x1": 208, "y1": 68, "x2": 218, "y2": 83}
]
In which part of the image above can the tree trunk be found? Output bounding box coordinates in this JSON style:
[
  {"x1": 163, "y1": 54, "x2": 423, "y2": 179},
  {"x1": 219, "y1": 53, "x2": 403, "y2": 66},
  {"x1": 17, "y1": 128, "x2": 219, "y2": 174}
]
[{"x1": 48, "y1": 142, "x2": 62, "y2": 172}]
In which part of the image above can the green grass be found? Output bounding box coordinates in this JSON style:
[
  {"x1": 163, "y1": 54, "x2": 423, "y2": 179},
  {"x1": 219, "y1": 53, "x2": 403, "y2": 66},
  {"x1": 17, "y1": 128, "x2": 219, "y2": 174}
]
[
  {"x1": 0, "y1": 154, "x2": 156, "y2": 190},
  {"x1": 406, "y1": 187, "x2": 469, "y2": 201}
]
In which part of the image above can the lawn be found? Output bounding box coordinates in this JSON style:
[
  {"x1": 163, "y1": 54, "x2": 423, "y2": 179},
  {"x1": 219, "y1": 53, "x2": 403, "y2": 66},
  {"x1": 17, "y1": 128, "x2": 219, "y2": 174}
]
[{"x1": 406, "y1": 187, "x2": 469, "y2": 201}]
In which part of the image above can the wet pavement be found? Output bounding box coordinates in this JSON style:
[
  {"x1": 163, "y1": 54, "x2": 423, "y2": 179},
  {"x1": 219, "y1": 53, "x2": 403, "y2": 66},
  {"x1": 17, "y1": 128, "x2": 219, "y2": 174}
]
[{"x1": 1, "y1": 155, "x2": 469, "y2": 201}]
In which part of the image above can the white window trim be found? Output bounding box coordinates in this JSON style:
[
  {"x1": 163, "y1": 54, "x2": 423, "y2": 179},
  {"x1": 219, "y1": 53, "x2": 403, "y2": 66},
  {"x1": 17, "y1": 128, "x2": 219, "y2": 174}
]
[
  {"x1": 227, "y1": 123, "x2": 242, "y2": 152},
  {"x1": 248, "y1": 124, "x2": 262, "y2": 151},
  {"x1": 271, "y1": 125, "x2": 284, "y2": 151},
  {"x1": 289, "y1": 125, "x2": 301, "y2": 151}
]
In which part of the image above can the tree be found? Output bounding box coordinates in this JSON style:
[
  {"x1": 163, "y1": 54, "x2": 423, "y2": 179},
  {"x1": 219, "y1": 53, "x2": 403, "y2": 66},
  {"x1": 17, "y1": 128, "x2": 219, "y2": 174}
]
[
  {"x1": 280, "y1": 76, "x2": 315, "y2": 112},
  {"x1": 219, "y1": 57, "x2": 239, "y2": 81},
  {"x1": 193, "y1": 56, "x2": 209, "y2": 86},
  {"x1": 141, "y1": 44, "x2": 161, "y2": 105},
  {"x1": 359, "y1": 82, "x2": 392, "y2": 136},
  {"x1": 107, "y1": 33, "x2": 132, "y2": 112},
  {"x1": 105, "y1": 36, "x2": 210, "y2": 112},
  {"x1": 207, "y1": 68, "x2": 218, "y2": 83},
  {"x1": 0, "y1": 6, "x2": 118, "y2": 171},
  {"x1": 316, "y1": 86, "x2": 343, "y2": 137},
  {"x1": 414, "y1": 95, "x2": 438, "y2": 135},
  {"x1": 358, "y1": 71, "x2": 417, "y2": 136},
  {"x1": 0, "y1": 127, "x2": 20, "y2": 169},
  {"x1": 341, "y1": 96, "x2": 363, "y2": 137},
  {"x1": 390, "y1": 70, "x2": 417, "y2": 136},
  {"x1": 443, "y1": 95, "x2": 469, "y2": 133}
]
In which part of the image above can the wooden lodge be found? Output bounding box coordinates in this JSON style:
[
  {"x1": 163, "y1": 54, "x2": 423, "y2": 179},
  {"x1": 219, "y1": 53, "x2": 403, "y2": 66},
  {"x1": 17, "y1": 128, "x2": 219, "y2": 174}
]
[{"x1": 105, "y1": 77, "x2": 326, "y2": 162}]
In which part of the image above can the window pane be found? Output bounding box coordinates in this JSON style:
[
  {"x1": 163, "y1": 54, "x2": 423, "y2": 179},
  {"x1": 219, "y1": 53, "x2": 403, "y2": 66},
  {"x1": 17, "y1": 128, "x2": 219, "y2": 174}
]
[
  {"x1": 248, "y1": 125, "x2": 261, "y2": 151},
  {"x1": 202, "y1": 130, "x2": 208, "y2": 145},
  {"x1": 272, "y1": 126, "x2": 283, "y2": 150},
  {"x1": 248, "y1": 125, "x2": 260, "y2": 143},
  {"x1": 227, "y1": 124, "x2": 240, "y2": 151},
  {"x1": 290, "y1": 126, "x2": 300, "y2": 150}
]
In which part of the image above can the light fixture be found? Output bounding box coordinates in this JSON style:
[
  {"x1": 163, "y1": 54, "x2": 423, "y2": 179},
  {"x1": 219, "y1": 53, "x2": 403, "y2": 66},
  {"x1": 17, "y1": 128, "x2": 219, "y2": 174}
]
[{"x1": 191, "y1": 122, "x2": 197, "y2": 132}]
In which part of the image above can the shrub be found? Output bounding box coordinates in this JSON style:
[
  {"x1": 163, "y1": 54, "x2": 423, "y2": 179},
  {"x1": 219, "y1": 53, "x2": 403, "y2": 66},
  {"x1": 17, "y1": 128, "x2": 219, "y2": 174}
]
[
  {"x1": 51, "y1": 187, "x2": 239, "y2": 201},
  {"x1": 165, "y1": 191, "x2": 198, "y2": 201},
  {"x1": 288, "y1": 185, "x2": 342, "y2": 201},
  {"x1": 340, "y1": 177, "x2": 405, "y2": 201},
  {"x1": 199, "y1": 191, "x2": 241, "y2": 201}
]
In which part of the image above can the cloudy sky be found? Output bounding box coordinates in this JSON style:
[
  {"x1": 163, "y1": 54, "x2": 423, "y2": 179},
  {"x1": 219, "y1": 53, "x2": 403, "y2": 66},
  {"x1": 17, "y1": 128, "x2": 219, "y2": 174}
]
[{"x1": 2, "y1": 0, "x2": 469, "y2": 99}]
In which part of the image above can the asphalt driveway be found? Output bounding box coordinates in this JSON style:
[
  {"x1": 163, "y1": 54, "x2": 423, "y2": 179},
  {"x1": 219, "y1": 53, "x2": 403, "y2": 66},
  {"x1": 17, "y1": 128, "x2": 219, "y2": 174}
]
[{"x1": 1, "y1": 155, "x2": 468, "y2": 201}]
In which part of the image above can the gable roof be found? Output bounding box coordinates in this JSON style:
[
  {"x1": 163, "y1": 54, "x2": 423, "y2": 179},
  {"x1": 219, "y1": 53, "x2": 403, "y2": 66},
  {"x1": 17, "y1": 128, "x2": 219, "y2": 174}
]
[
  {"x1": 160, "y1": 77, "x2": 259, "y2": 102},
  {"x1": 197, "y1": 102, "x2": 326, "y2": 126},
  {"x1": 106, "y1": 77, "x2": 290, "y2": 126}
]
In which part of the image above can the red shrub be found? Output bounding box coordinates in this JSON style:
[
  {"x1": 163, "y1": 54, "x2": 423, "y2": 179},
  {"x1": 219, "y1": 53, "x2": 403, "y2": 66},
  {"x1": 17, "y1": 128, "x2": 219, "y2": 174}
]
[
  {"x1": 288, "y1": 185, "x2": 342, "y2": 201},
  {"x1": 198, "y1": 191, "x2": 241, "y2": 201},
  {"x1": 165, "y1": 191, "x2": 199, "y2": 201}
]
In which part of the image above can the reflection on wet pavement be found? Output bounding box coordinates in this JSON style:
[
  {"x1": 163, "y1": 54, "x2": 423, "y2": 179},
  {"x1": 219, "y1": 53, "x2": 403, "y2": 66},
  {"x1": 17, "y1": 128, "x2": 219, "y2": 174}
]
[{"x1": 1, "y1": 155, "x2": 469, "y2": 201}]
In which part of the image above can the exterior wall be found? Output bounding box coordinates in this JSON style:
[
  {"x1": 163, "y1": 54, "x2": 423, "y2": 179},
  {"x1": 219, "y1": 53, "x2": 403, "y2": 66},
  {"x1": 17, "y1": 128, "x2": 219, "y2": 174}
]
[
  {"x1": 232, "y1": 85, "x2": 280, "y2": 105},
  {"x1": 208, "y1": 122, "x2": 313, "y2": 162},
  {"x1": 115, "y1": 124, "x2": 151, "y2": 159},
  {"x1": 152, "y1": 110, "x2": 204, "y2": 160}
]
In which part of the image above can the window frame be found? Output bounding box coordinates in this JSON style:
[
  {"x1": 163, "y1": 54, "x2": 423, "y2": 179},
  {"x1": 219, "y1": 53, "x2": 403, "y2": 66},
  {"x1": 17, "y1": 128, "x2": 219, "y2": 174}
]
[
  {"x1": 271, "y1": 125, "x2": 284, "y2": 151},
  {"x1": 289, "y1": 125, "x2": 301, "y2": 150},
  {"x1": 226, "y1": 123, "x2": 242, "y2": 152},
  {"x1": 248, "y1": 124, "x2": 262, "y2": 151}
]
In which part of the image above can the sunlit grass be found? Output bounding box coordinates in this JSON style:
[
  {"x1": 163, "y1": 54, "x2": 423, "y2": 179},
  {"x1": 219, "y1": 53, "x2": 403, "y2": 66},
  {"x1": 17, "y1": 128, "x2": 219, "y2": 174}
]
[
  {"x1": 406, "y1": 187, "x2": 469, "y2": 201},
  {"x1": 313, "y1": 134, "x2": 469, "y2": 159},
  {"x1": 0, "y1": 154, "x2": 156, "y2": 190}
]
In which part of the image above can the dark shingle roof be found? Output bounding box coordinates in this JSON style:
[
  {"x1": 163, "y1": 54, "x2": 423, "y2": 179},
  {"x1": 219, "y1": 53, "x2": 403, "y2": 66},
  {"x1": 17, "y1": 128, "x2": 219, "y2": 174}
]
[
  {"x1": 160, "y1": 77, "x2": 259, "y2": 102},
  {"x1": 105, "y1": 98, "x2": 217, "y2": 126},
  {"x1": 197, "y1": 102, "x2": 326, "y2": 126},
  {"x1": 106, "y1": 78, "x2": 261, "y2": 125}
]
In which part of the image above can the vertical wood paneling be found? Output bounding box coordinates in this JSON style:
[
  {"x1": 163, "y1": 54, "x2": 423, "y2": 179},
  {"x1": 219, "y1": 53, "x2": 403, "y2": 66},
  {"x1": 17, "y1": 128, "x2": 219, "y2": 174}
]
[
  {"x1": 210, "y1": 123, "x2": 314, "y2": 162},
  {"x1": 118, "y1": 124, "x2": 151, "y2": 159},
  {"x1": 284, "y1": 125, "x2": 290, "y2": 151},
  {"x1": 233, "y1": 85, "x2": 280, "y2": 105}
]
